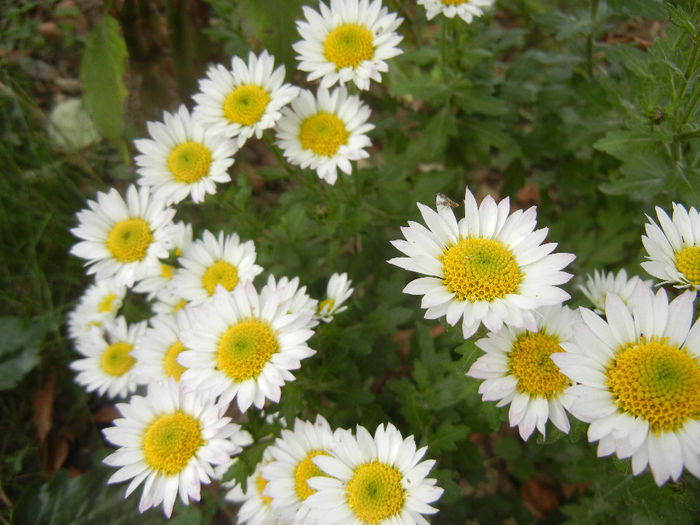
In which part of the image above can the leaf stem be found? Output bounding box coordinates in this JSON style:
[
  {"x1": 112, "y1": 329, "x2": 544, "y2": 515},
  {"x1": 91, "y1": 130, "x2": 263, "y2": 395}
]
[{"x1": 587, "y1": 0, "x2": 600, "y2": 78}]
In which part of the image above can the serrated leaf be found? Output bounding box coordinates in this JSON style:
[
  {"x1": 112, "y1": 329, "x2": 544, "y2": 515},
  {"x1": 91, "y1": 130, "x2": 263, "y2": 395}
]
[
  {"x1": 429, "y1": 420, "x2": 470, "y2": 453},
  {"x1": 492, "y1": 436, "x2": 522, "y2": 461},
  {"x1": 79, "y1": 15, "x2": 127, "y2": 147},
  {"x1": 12, "y1": 468, "x2": 167, "y2": 525},
  {"x1": 0, "y1": 316, "x2": 51, "y2": 391}
]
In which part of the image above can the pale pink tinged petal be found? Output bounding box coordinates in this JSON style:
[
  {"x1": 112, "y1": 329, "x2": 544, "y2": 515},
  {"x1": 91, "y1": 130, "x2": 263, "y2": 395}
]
[
  {"x1": 660, "y1": 432, "x2": 684, "y2": 481},
  {"x1": 648, "y1": 434, "x2": 672, "y2": 485},
  {"x1": 596, "y1": 434, "x2": 616, "y2": 457},
  {"x1": 548, "y1": 399, "x2": 570, "y2": 434},
  {"x1": 631, "y1": 442, "x2": 649, "y2": 475},
  {"x1": 588, "y1": 414, "x2": 617, "y2": 443},
  {"x1": 604, "y1": 294, "x2": 636, "y2": 345},
  {"x1": 656, "y1": 206, "x2": 682, "y2": 251},
  {"x1": 517, "y1": 401, "x2": 538, "y2": 441},
  {"x1": 664, "y1": 290, "x2": 695, "y2": 345}
]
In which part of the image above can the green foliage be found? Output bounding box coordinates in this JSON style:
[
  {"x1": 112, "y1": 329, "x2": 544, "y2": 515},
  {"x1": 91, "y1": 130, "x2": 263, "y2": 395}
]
[
  {"x1": 4, "y1": 0, "x2": 700, "y2": 524},
  {"x1": 12, "y1": 466, "x2": 186, "y2": 524},
  {"x1": 79, "y1": 15, "x2": 128, "y2": 155},
  {"x1": 0, "y1": 316, "x2": 54, "y2": 390}
]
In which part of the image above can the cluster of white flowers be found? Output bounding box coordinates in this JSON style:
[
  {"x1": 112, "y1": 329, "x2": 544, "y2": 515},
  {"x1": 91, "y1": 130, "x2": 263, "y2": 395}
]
[
  {"x1": 390, "y1": 187, "x2": 700, "y2": 487},
  {"x1": 67, "y1": 1, "x2": 417, "y2": 518},
  {"x1": 228, "y1": 416, "x2": 443, "y2": 525}
]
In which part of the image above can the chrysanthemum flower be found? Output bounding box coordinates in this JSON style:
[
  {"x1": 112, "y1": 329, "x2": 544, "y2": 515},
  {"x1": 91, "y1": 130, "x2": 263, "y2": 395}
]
[
  {"x1": 135, "y1": 222, "x2": 194, "y2": 299},
  {"x1": 170, "y1": 229, "x2": 263, "y2": 306},
  {"x1": 102, "y1": 380, "x2": 242, "y2": 518},
  {"x1": 179, "y1": 284, "x2": 316, "y2": 412},
  {"x1": 70, "y1": 185, "x2": 176, "y2": 287},
  {"x1": 276, "y1": 87, "x2": 373, "y2": 184},
  {"x1": 317, "y1": 272, "x2": 353, "y2": 323},
  {"x1": 134, "y1": 105, "x2": 237, "y2": 205},
  {"x1": 551, "y1": 284, "x2": 700, "y2": 486},
  {"x1": 304, "y1": 423, "x2": 444, "y2": 524},
  {"x1": 151, "y1": 288, "x2": 190, "y2": 316},
  {"x1": 578, "y1": 269, "x2": 651, "y2": 313},
  {"x1": 293, "y1": 0, "x2": 403, "y2": 90},
  {"x1": 261, "y1": 415, "x2": 340, "y2": 523},
  {"x1": 417, "y1": 0, "x2": 495, "y2": 24},
  {"x1": 66, "y1": 277, "x2": 126, "y2": 340},
  {"x1": 265, "y1": 275, "x2": 319, "y2": 329},
  {"x1": 70, "y1": 316, "x2": 145, "y2": 399},
  {"x1": 468, "y1": 305, "x2": 580, "y2": 441},
  {"x1": 641, "y1": 202, "x2": 700, "y2": 290},
  {"x1": 388, "y1": 188, "x2": 576, "y2": 338},
  {"x1": 193, "y1": 50, "x2": 299, "y2": 148},
  {"x1": 226, "y1": 450, "x2": 282, "y2": 524},
  {"x1": 132, "y1": 311, "x2": 193, "y2": 384}
]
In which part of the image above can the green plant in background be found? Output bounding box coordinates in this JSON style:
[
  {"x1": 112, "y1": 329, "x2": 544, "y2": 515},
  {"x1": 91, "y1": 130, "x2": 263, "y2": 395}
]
[{"x1": 2, "y1": 0, "x2": 700, "y2": 524}]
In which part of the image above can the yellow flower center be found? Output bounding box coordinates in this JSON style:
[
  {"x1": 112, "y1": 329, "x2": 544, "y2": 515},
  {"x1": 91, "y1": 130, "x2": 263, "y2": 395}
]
[
  {"x1": 674, "y1": 246, "x2": 700, "y2": 286},
  {"x1": 142, "y1": 411, "x2": 203, "y2": 476},
  {"x1": 257, "y1": 472, "x2": 272, "y2": 506},
  {"x1": 441, "y1": 0, "x2": 466, "y2": 5},
  {"x1": 507, "y1": 332, "x2": 570, "y2": 398},
  {"x1": 164, "y1": 341, "x2": 187, "y2": 381},
  {"x1": 323, "y1": 24, "x2": 374, "y2": 69},
  {"x1": 440, "y1": 237, "x2": 522, "y2": 302},
  {"x1": 346, "y1": 461, "x2": 405, "y2": 524},
  {"x1": 173, "y1": 298, "x2": 187, "y2": 313},
  {"x1": 167, "y1": 141, "x2": 212, "y2": 184},
  {"x1": 216, "y1": 319, "x2": 279, "y2": 382},
  {"x1": 294, "y1": 451, "x2": 328, "y2": 501},
  {"x1": 106, "y1": 218, "x2": 153, "y2": 263},
  {"x1": 223, "y1": 85, "x2": 270, "y2": 126},
  {"x1": 606, "y1": 339, "x2": 700, "y2": 432},
  {"x1": 299, "y1": 112, "x2": 348, "y2": 157},
  {"x1": 98, "y1": 293, "x2": 119, "y2": 313},
  {"x1": 160, "y1": 263, "x2": 174, "y2": 279},
  {"x1": 100, "y1": 341, "x2": 135, "y2": 376},
  {"x1": 202, "y1": 260, "x2": 239, "y2": 296},
  {"x1": 318, "y1": 298, "x2": 335, "y2": 313}
]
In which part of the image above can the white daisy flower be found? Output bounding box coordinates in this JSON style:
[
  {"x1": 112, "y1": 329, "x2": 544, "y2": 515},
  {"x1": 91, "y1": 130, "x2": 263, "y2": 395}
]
[
  {"x1": 131, "y1": 311, "x2": 194, "y2": 384},
  {"x1": 265, "y1": 274, "x2": 320, "y2": 329},
  {"x1": 551, "y1": 284, "x2": 700, "y2": 486},
  {"x1": 170, "y1": 229, "x2": 263, "y2": 306},
  {"x1": 132, "y1": 262, "x2": 177, "y2": 300},
  {"x1": 179, "y1": 283, "x2": 316, "y2": 412},
  {"x1": 70, "y1": 316, "x2": 145, "y2": 399},
  {"x1": 134, "y1": 105, "x2": 237, "y2": 205},
  {"x1": 169, "y1": 221, "x2": 194, "y2": 257},
  {"x1": 467, "y1": 305, "x2": 580, "y2": 441},
  {"x1": 67, "y1": 277, "x2": 126, "y2": 340},
  {"x1": 641, "y1": 202, "x2": 700, "y2": 290},
  {"x1": 261, "y1": 415, "x2": 340, "y2": 523},
  {"x1": 70, "y1": 185, "x2": 176, "y2": 287},
  {"x1": 293, "y1": 0, "x2": 404, "y2": 91},
  {"x1": 388, "y1": 188, "x2": 576, "y2": 338},
  {"x1": 226, "y1": 450, "x2": 283, "y2": 524},
  {"x1": 276, "y1": 87, "x2": 374, "y2": 185},
  {"x1": 317, "y1": 272, "x2": 353, "y2": 323},
  {"x1": 417, "y1": 0, "x2": 495, "y2": 24},
  {"x1": 579, "y1": 269, "x2": 652, "y2": 313},
  {"x1": 304, "y1": 423, "x2": 444, "y2": 524},
  {"x1": 193, "y1": 50, "x2": 299, "y2": 148},
  {"x1": 151, "y1": 287, "x2": 190, "y2": 316},
  {"x1": 102, "y1": 380, "x2": 242, "y2": 518}
]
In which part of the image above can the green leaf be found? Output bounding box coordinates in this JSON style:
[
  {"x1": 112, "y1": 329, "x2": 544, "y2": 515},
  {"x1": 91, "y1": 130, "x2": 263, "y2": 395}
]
[
  {"x1": 492, "y1": 436, "x2": 522, "y2": 461},
  {"x1": 429, "y1": 420, "x2": 470, "y2": 453},
  {"x1": 0, "y1": 316, "x2": 51, "y2": 391},
  {"x1": 12, "y1": 468, "x2": 167, "y2": 525},
  {"x1": 79, "y1": 15, "x2": 127, "y2": 148}
]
